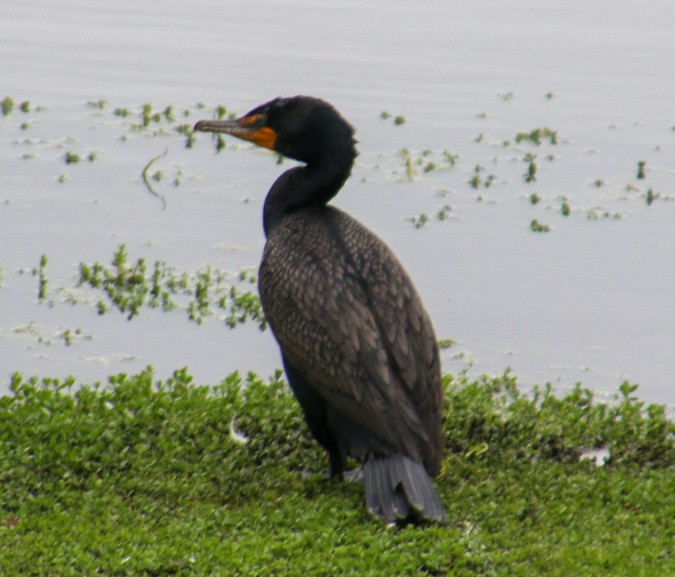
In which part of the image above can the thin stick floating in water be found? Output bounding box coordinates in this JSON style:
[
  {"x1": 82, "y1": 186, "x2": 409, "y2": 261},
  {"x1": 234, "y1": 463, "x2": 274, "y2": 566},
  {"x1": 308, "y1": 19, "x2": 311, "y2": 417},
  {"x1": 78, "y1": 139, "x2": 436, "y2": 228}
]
[{"x1": 141, "y1": 148, "x2": 168, "y2": 210}]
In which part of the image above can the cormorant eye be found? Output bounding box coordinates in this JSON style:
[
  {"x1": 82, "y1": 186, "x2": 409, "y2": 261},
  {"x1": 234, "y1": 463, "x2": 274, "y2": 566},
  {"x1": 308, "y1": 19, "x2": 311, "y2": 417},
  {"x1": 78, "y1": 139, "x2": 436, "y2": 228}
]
[{"x1": 253, "y1": 114, "x2": 267, "y2": 128}]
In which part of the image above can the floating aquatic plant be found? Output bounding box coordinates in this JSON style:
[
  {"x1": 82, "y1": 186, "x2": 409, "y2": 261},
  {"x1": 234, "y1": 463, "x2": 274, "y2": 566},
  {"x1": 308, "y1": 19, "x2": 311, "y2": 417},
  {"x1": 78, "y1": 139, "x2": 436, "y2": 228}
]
[
  {"x1": 77, "y1": 245, "x2": 266, "y2": 329},
  {"x1": 33, "y1": 254, "x2": 48, "y2": 301},
  {"x1": 530, "y1": 219, "x2": 550, "y2": 233},
  {"x1": 515, "y1": 127, "x2": 558, "y2": 146},
  {"x1": 2, "y1": 96, "x2": 15, "y2": 116},
  {"x1": 64, "y1": 152, "x2": 81, "y2": 165},
  {"x1": 523, "y1": 153, "x2": 537, "y2": 183},
  {"x1": 637, "y1": 160, "x2": 646, "y2": 180}
]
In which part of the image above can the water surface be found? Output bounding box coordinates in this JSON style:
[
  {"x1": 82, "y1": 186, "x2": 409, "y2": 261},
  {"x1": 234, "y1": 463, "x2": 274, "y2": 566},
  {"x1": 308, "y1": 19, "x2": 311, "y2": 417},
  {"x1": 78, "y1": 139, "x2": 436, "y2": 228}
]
[{"x1": 1, "y1": 0, "x2": 674, "y2": 407}]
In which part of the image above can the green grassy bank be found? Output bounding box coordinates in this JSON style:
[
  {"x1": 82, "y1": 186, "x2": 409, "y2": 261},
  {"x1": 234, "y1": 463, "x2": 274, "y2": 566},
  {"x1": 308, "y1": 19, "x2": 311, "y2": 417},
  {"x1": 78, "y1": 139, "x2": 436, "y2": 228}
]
[{"x1": 1, "y1": 368, "x2": 673, "y2": 576}]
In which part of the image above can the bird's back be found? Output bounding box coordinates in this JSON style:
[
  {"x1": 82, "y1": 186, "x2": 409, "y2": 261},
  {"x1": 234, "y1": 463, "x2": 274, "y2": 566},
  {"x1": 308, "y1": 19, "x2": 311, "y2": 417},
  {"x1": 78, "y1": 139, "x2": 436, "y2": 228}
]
[{"x1": 258, "y1": 205, "x2": 443, "y2": 475}]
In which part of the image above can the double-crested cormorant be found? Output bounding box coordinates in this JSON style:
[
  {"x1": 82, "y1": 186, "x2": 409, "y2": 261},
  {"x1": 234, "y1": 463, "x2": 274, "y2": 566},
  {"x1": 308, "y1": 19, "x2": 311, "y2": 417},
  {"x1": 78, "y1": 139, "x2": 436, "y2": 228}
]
[{"x1": 194, "y1": 96, "x2": 446, "y2": 523}]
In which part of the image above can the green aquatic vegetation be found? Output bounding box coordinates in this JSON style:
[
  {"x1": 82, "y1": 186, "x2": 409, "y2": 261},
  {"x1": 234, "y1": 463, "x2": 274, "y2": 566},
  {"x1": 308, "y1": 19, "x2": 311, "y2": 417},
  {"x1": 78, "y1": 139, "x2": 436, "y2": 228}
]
[
  {"x1": 87, "y1": 151, "x2": 97, "y2": 162},
  {"x1": 113, "y1": 107, "x2": 130, "y2": 118},
  {"x1": 400, "y1": 148, "x2": 415, "y2": 180},
  {"x1": 175, "y1": 123, "x2": 196, "y2": 148},
  {"x1": 20, "y1": 122, "x2": 30, "y2": 131},
  {"x1": 646, "y1": 188, "x2": 658, "y2": 206},
  {"x1": 61, "y1": 328, "x2": 73, "y2": 346},
  {"x1": 561, "y1": 200, "x2": 571, "y2": 216},
  {"x1": 141, "y1": 103, "x2": 152, "y2": 126},
  {"x1": 188, "y1": 266, "x2": 213, "y2": 324},
  {"x1": 443, "y1": 149, "x2": 458, "y2": 166},
  {"x1": 436, "y1": 204, "x2": 452, "y2": 221},
  {"x1": 86, "y1": 99, "x2": 107, "y2": 110},
  {"x1": 224, "y1": 284, "x2": 268, "y2": 330},
  {"x1": 58, "y1": 327, "x2": 91, "y2": 347},
  {"x1": 409, "y1": 205, "x2": 452, "y2": 228},
  {"x1": 64, "y1": 151, "x2": 81, "y2": 165},
  {"x1": 0, "y1": 368, "x2": 671, "y2": 576},
  {"x1": 78, "y1": 244, "x2": 152, "y2": 320},
  {"x1": 3, "y1": 98, "x2": 33, "y2": 116},
  {"x1": 77, "y1": 245, "x2": 266, "y2": 329},
  {"x1": 637, "y1": 160, "x2": 646, "y2": 179},
  {"x1": 530, "y1": 219, "x2": 551, "y2": 232},
  {"x1": 468, "y1": 164, "x2": 495, "y2": 189},
  {"x1": 501, "y1": 91, "x2": 514, "y2": 101},
  {"x1": 409, "y1": 213, "x2": 429, "y2": 229},
  {"x1": 437, "y1": 338, "x2": 455, "y2": 349},
  {"x1": 163, "y1": 105, "x2": 175, "y2": 122},
  {"x1": 2, "y1": 96, "x2": 15, "y2": 116},
  {"x1": 380, "y1": 111, "x2": 406, "y2": 124},
  {"x1": 523, "y1": 153, "x2": 537, "y2": 183},
  {"x1": 586, "y1": 208, "x2": 624, "y2": 221},
  {"x1": 469, "y1": 164, "x2": 482, "y2": 189},
  {"x1": 529, "y1": 192, "x2": 541, "y2": 205},
  {"x1": 515, "y1": 127, "x2": 558, "y2": 145},
  {"x1": 593, "y1": 179, "x2": 605, "y2": 188},
  {"x1": 398, "y1": 148, "x2": 458, "y2": 181},
  {"x1": 33, "y1": 254, "x2": 48, "y2": 301}
]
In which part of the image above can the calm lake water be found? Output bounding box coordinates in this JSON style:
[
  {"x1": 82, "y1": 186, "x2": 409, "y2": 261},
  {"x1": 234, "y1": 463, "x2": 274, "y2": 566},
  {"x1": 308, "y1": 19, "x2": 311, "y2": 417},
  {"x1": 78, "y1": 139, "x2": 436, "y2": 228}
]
[{"x1": 1, "y1": 0, "x2": 674, "y2": 408}]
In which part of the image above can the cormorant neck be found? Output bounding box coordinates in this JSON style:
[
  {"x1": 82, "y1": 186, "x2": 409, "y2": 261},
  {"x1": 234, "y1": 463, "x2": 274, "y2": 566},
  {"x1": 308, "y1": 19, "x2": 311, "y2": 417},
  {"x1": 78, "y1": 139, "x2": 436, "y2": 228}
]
[{"x1": 263, "y1": 143, "x2": 356, "y2": 237}]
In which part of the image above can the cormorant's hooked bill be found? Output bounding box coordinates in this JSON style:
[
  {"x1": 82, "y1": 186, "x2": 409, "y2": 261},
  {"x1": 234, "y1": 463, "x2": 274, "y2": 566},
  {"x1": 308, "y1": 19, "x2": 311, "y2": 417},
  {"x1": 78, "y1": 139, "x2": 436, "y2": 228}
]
[
  {"x1": 195, "y1": 96, "x2": 446, "y2": 524},
  {"x1": 194, "y1": 115, "x2": 277, "y2": 150}
]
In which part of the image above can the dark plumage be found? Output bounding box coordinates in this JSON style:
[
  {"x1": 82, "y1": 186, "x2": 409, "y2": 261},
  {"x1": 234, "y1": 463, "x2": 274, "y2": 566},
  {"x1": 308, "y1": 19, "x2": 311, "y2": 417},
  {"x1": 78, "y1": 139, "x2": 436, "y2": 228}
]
[{"x1": 195, "y1": 96, "x2": 446, "y2": 523}]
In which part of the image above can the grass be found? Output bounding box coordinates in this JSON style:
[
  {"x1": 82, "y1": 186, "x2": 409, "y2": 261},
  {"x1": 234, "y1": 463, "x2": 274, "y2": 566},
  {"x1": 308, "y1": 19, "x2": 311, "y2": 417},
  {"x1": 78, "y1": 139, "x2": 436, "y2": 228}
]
[{"x1": 1, "y1": 368, "x2": 672, "y2": 576}]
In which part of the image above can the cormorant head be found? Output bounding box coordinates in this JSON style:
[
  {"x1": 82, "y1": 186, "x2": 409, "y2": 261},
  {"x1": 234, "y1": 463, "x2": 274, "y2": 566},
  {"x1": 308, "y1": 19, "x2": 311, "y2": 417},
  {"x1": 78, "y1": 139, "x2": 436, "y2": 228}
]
[{"x1": 194, "y1": 96, "x2": 356, "y2": 165}]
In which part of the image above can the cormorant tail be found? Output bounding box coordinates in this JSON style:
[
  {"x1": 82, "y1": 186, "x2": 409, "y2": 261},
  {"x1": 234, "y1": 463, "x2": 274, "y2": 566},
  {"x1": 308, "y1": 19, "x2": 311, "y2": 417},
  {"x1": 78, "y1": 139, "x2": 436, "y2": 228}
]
[{"x1": 364, "y1": 454, "x2": 446, "y2": 523}]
